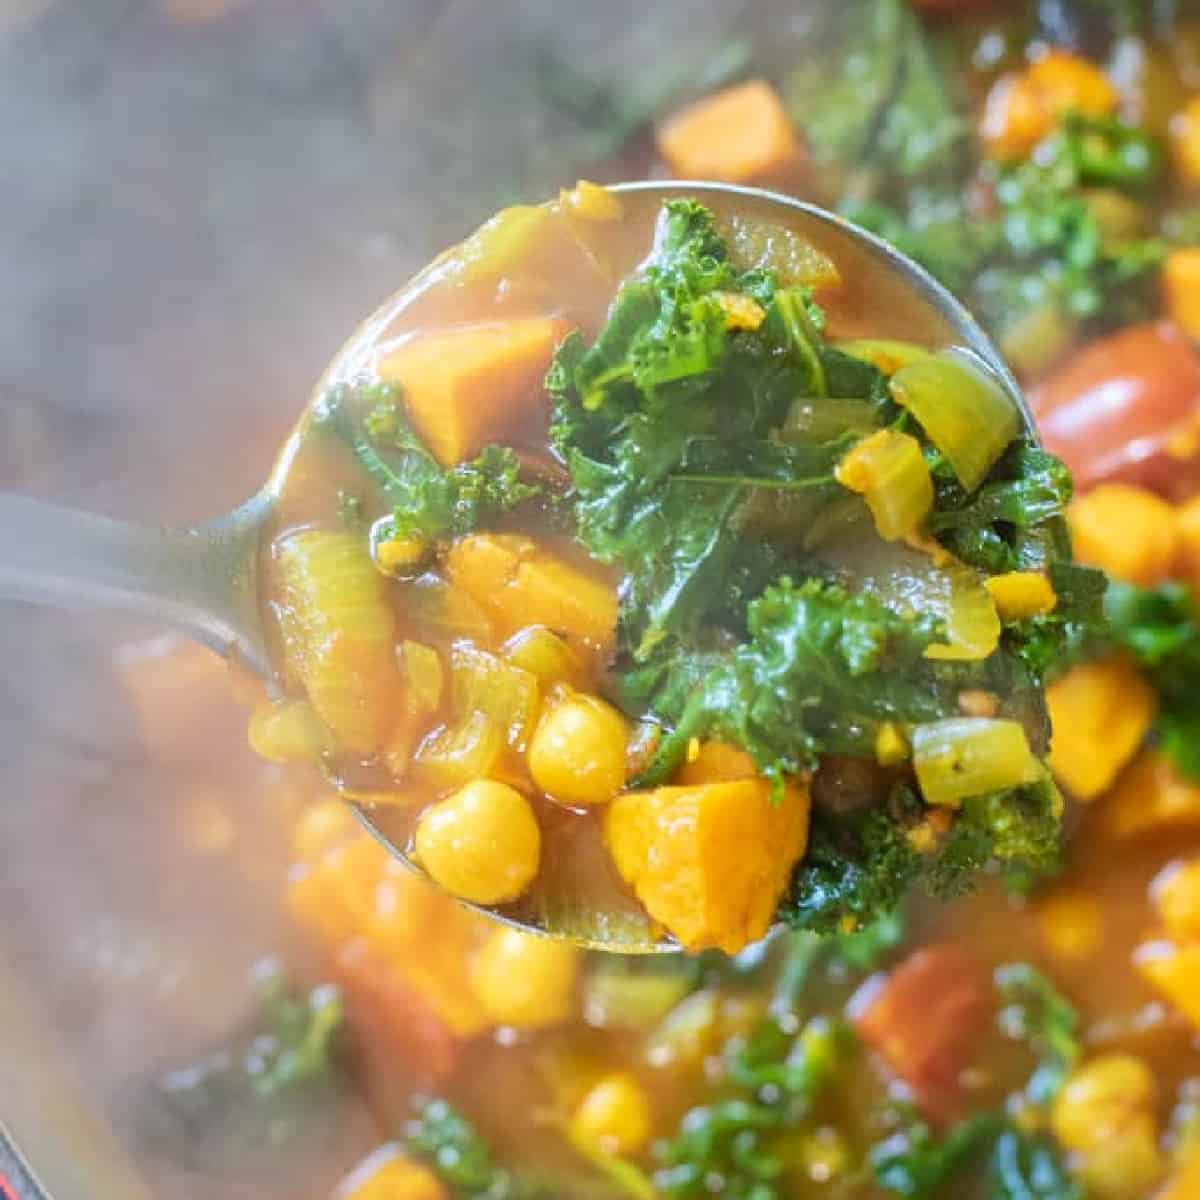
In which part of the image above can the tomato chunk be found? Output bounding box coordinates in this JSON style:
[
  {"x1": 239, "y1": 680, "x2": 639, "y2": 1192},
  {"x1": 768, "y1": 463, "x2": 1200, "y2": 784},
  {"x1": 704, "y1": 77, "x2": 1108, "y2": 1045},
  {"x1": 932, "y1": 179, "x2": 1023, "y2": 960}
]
[
  {"x1": 332, "y1": 939, "x2": 461, "y2": 1087},
  {"x1": 849, "y1": 945, "x2": 992, "y2": 1123},
  {"x1": 1030, "y1": 323, "x2": 1200, "y2": 499}
]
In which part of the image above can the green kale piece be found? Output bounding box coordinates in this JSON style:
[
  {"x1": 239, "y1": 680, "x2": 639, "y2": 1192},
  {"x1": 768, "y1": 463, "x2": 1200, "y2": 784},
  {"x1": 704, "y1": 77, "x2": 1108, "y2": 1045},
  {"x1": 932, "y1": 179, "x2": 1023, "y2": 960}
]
[
  {"x1": 654, "y1": 1017, "x2": 848, "y2": 1200},
  {"x1": 928, "y1": 441, "x2": 1074, "y2": 575},
  {"x1": 782, "y1": 775, "x2": 1062, "y2": 933},
  {"x1": 152, "y1": 961, "x2": 344, "y2": 1158},
  {"x1": 870, "y1": 1110, "x2": 1005, "y2": 1199},
  {"x1": 871, "y1": 1114, "x2": 1080, "y2": 1200},
  {"x1": 988, "y1": 1129, "x2": 1082, "y2": 1200},
  {"x1": 995, "y1": 963, "x2": 1081, "y2": 1107},
  {"x1": 250, "y1": 964, "x2": 344, "y2": 1098},
  {"x1": 407, "y1": 1097, "x2": 548, "y2": 1200},
  {"x1": 783, "y1": 0, "x2": 966, "y2": 184},
  {"x1": 633, "y1": 578, "x2": 954, "y2": 789},
  {"x1": 550, "y1": 199, "x2": 845, "y2": 658},
  {"x1": 1106, "y1": 581, "x2": 1200, "y2": 780},
  {"x1": 1013, "y1": 560, "x2": 1109, "y2": 680},
  {"x1": 314, "y1": 382, "x2": 540, "y2": 544}
]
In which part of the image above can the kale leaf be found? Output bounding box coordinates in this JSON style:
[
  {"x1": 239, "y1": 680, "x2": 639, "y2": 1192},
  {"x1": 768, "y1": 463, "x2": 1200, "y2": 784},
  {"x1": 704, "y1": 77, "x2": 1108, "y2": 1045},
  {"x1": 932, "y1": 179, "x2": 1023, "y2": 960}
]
[
  {"x1": 654, "y1": 1017, "x2": 849, "y2": 1200},
  {"x1": 1106, "y1": 580, "x2": 1200, "y2": 780},
  {"x1": 988, "y1": 1129, "x2": 1082, "y2": 1200},
  {"x1": 782, "y1": 774, "x2": 1063, "y2": 934},
  {"x1": 870, "y1": 1110, "x2": 1005, "y2": 1199},
  {"x1": 871, "y1": 1115, "x2": 1080, "y2": 1200},
  {"x1": 152, "y1": 961, "x2": 344, "y2": 1158},
  {"x1": 633, "y1": 578, "x2": 953, "y2": 789},
  {"x1": 407, "y1": 1097, "x2": 548, "y2": 1200},
  {"x1": 550, "y1": 199, "x2": 851, "y2": 658},
  {"x1": 929, "y1": 441, "x2": 1075, "y2": 575},
  {"x1": 782, "y1": 0, "x2": 966, "y2": 185},
  {"x1": 995, "y1": 963, "x2": 1081, "y2": 1107},
  {"x1": 314, "y1": 382, "x2": 541, "y2": 544}
]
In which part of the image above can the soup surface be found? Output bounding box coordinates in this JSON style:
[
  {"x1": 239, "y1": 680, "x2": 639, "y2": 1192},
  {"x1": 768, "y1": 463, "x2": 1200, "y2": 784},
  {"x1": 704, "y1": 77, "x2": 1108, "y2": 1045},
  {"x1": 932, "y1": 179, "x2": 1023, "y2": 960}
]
[{"x1": 25, "y1": 3, "x2": 1200, "y2": 1200}]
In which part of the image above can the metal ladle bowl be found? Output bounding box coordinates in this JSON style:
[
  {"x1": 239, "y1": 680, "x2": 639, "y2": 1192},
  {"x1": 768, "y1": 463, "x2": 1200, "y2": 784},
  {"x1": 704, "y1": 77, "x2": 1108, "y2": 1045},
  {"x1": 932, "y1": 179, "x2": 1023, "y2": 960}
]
[{"x1": 0, "y1": 180, "x2": 1036, "y2": 952}]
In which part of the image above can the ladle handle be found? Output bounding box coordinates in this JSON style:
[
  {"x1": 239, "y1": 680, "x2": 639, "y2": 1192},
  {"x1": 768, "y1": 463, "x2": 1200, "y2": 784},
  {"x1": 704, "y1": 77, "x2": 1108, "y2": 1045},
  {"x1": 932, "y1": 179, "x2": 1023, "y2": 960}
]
[{"x1": 0, "y1": 493, "x2": 272, "y2": 676}]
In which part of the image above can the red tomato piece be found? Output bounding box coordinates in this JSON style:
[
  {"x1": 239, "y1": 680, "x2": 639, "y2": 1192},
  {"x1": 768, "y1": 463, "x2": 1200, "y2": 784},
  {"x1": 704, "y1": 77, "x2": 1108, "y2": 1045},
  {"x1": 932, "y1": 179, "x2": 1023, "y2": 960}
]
[
  {"x1": 848, "y1": 944, "x2": 993, "y2": 1124},
  {"x1": 332, "y1": 939, "x2": 461, "y2": 1087},
  {"x1": 1030, "y1": 323, "x2": 1200, "y2": 499}
]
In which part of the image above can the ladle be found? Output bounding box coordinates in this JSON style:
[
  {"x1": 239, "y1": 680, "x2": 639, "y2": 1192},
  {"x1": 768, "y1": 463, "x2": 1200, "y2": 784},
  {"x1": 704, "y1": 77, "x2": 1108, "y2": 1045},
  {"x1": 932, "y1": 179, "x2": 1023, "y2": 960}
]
[{"x1": 0, "y1": 181, "x2": 1036, "y2": 951}]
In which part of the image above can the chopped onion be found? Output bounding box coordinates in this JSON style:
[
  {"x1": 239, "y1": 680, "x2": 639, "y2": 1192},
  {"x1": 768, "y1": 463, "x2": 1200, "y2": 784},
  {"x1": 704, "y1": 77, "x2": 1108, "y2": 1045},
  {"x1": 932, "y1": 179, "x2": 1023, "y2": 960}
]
[
  {"x1": 836, "y1": 429, "x2": 934, "y2": 541},
  {"x1": 890, "y1": 349, "x2": 1021, "y2": 491},
  {"x1": 912, "y1": 718, "x2": 1042, "y2": 807}
]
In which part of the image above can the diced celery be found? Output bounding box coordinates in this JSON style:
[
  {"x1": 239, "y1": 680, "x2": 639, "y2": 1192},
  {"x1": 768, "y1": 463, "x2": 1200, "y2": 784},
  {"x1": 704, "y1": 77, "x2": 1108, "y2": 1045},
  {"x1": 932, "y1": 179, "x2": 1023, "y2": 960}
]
[
  {"x1": 835, "y1": 338, "x2": 930, "y2": 376},
  {"x1": 581, "y1": 964, "x2": 695, "y2": 1032},
  {"x1": 720, "y1": 215, "x2": 841, "y2": 289},
  {"x1": 431, "y1": 203, "x2": 551, "y2": 286},
  {"x1": 890, "y1": 349, "x2": 1021, "y2": 491},
  {"x1": 274, "y1": 530, "x2": 402, "y2": 755},
  {"x1": 780, "y1": 398, "x2": 879, "y2": 443},
  {"x1": 403, "y1": 573, "x2": 494, "y2": 643},
  {"x1": 247, "y1": 698, "x2": 334, "y2": 764},
  {"x1": 835, "y1": 429, "x2": 933, "y2": 541},
  {"x1": 644, "y1": 990, "x2": 721, "y2": 1070},
  {"x1": 413, "y1": 711, "x2": 504, "y2": 791},
  {"x1": 924, "y1": 563, "x2": 1001, "y2": 661},
  {"x1": 451, "y1": 644, "x2": 540, "y2": 748},
  {"x1": 400, "y1": 639, "x2": 444, "y2": 718},
  {"x1": 912, "y1": 718, "x2": 1041, "y2": 807}
]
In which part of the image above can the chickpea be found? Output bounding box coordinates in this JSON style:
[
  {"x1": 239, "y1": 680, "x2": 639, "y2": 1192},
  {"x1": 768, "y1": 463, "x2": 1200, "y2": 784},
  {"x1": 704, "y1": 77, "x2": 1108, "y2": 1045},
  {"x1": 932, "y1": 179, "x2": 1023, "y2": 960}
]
[
  {"x1": 413, "y1": 780, "x2": 540, "y2": 905},
  {"x1": 1052, "y1": 1054, "x2": 1157, "y2": 1153},
  {"x1": 469, "y1": 927, "x2": 580, "y2": 1029},
  {"x1": 1072, "y1": 1121, "x2": 1165, "y2": 1200},
  {"x1": 569, "y1": 1072, "x2": 653, "y2": 1156},
  {"x1": 528, "y1": 690, "x2": 629, "y2": 807}
]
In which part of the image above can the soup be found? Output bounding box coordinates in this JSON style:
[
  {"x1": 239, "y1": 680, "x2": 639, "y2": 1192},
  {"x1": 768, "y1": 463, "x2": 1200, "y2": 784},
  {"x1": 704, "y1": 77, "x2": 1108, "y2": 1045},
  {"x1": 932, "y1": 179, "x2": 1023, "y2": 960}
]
[{"x1": 251, "y1": 182, "x2": 1079, "y2": 956}]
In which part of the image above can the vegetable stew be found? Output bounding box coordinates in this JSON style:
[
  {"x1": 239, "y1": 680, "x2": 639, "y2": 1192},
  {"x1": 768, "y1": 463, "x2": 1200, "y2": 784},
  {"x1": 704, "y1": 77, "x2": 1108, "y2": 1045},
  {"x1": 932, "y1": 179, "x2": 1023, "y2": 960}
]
[{"x1": 29, "y1": 2, "x2": 1200, "y2": 1199}]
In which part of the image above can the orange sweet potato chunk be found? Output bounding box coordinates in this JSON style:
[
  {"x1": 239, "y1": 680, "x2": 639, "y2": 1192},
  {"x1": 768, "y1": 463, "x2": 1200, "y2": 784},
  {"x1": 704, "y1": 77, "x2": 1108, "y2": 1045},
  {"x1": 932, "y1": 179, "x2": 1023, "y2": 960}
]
[
  {"x1": 603, "y1": 778, "x2": 810, "y2": 954},
  {"x1": 376, "y1": 317, "x2": 569, "y2": 467},
  {"x1": 444, "y1": 533, "x2": 617, "y2": 656},
  {"x1": 657, "y1": 80, "x2": 804, "y2": 184}
]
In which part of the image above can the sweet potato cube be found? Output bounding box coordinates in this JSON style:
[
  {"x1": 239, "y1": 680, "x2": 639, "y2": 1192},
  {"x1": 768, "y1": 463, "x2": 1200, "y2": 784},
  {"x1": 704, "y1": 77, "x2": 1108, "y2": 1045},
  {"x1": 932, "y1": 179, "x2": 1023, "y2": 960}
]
[
  {"x1": 657, "y1": 80, "x2": 804, "y2": 184},
  {"x1": 1163, "y1": 248, "x2": 1200, "y2": 341},
  {"x1": 376, "y1": 318, "x2": 568, "y2": 467},
  {"x1": 603, "y1": 778, "x2": 810, "y2": 954},
  {"x1": 1046, "y1": 655, "x2": 1156, "y2": 800},
  {"x1": 1135, "y1": 940, "x2": 1200, "y2": 1031},
  {"x1": 444, "y1": 533, "x2": 617, "y2": 656},
  {"x1": 1069, "y1": 483, "x2": 1180, "y2": 586},
  {"x1": 1103, "y1": 749, "x2": 1200, "y2": 840}
]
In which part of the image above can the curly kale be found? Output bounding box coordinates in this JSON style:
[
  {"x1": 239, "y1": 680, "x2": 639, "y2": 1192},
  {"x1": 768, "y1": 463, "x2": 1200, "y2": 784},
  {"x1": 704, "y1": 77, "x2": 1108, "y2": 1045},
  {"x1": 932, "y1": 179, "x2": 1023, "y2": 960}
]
[
  {"x1": 313, "y1": 382, "x2": 541, "y2": 544},
  {"x1": 654, "y1": 1017, "x2": 850, "y2": 1200},
  {"x1": 781, "y1": 774, "x2": 1062, "y2": 934}
]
